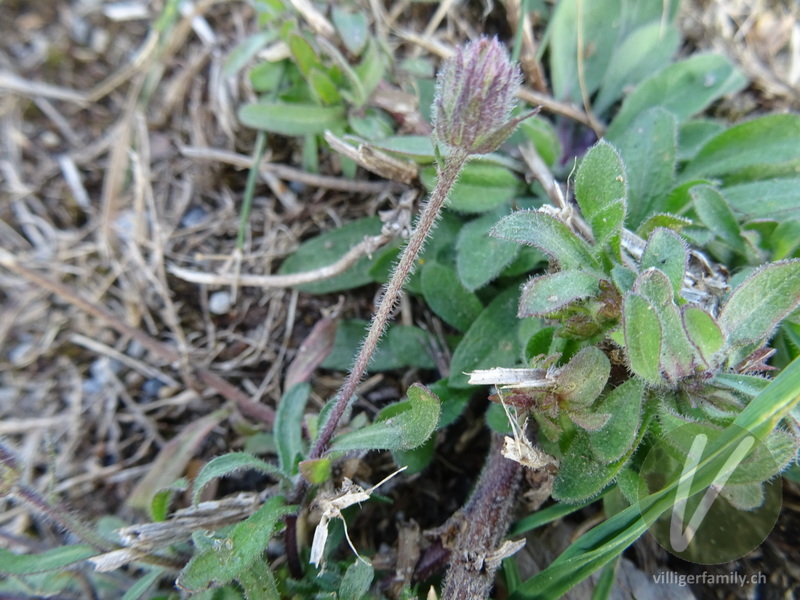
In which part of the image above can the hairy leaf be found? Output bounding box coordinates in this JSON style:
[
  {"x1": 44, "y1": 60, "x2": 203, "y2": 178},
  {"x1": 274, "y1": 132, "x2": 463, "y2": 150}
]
[
  {"x1": 611, "y1": 108, "x2": 678, "y2": 227},
  {"x1": 639, "y1": 227, "x2": 687, "y2": 295},
  {"x1": 491, "y1": 211, "x2": 599, "y2": 271},
  {"x1": 177, "y1": 497, "x2": 292, "y2": 592},
  {"x1": 330, "y1": 383, "x2": 441, "y2": 452},
  {"x1": 606, "y1": 54, "x2": 746, "y2": 140},
  {"x1": 719, "y1": 260, "x2": 800, "y2": 350},
  {"x1": 682, "y1": 114, "x2": 800, "y2": 184},
  {"x1": 574, "y1": 141, "x2": 627, "y2": 253},
  {"x1": 518, "y1": 271, "x2": 601, "y2": 317},
  {"x1": 456, "y1": 209, "x2": 521, "y2": 291},
  {"x1": 589, "y1": 379, "x2": 645, "y2": 463},
  {"x1": 193, "y1": 453, "x2": 286, "y2": 505},
  {"x1": 623, "y1": 292, "x2": 662, "y2": 384}
]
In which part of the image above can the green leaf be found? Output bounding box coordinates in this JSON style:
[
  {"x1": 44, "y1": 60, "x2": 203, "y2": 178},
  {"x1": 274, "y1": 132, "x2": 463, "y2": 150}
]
[
  {"x1": 192, "y1": 453, "x2": 286, "y2": 505},
  {"x1": 548, "y1": 0, "x2": 620, "y2": 102},
  {"x1": 0, "y1": 545, "x2": 96, "y2": 575},
  {"x1": 635, "y1": 268, "x2": 695, "y2": 383},
  {"x1": 332, "y1": 8, "x2": 368, "y2": 56},
  {"x1": 298, "y1": 458, "x2": 332, "y2": 484},
  {"x1": 682, "y1": 306, "x2": 724, "y2": 366},
  {"x1": 224, "y1": 30, "x2": 278, "y2": 77},
  {"x1": 320, "y1": 321, "x2": 436, "y2": 372},
  {"x1": 339, "y1": 559, "x2": 374, "y2": 599},
  {"x1": 429, "y1": 379, "x2": 473, "y2": 428},
  {"x1": 518, "y1": 118, "x2": 561, "y2": 167},
  {"x1": 518, "y1": 271, "x2": 600, "y2": 317},
  {"x1": 177, "y1": 497, "x2": 293, "y2": 592},
  {"x1": 553, "y1": 434, "x2": 625, "y2": 503},
  {"x1": 122, "y1": 568, "x2": 164, "y2": 600},
  {"x1": 636, "y1": 213, "x2": 692, "y2": 238},
  {"x1": 511, "y1": 357, "x2": 800, "y2": 599},
  {"x1": 250, "y1": 61, "x2": 286, "y2": 94},
  {"x1": 237, "y1": 559, "x2": 280, "y2": 600},
  {"x1": 151, "y1": 477, "x2": 189, "y2": 522},
  {"x1": 275, "y1": 383, "x2": 311, "y2": 476},
  {"x1": 330, "y1": 383, "x2": 441, "y2": 452},
  {"x1": 681, "y1": 114, "x2": 800, "y2": 184},
  {"x1": 593, "y1": 22, "x2": 681, "y2": 116},
  {"x1": 610, "y1": 265, "x2": 636, "y2": 294},
  {"x1": 392, "y1": 434, "x2": 436, "y2": 475},
  {"x1": 718, "y1": 260, "x2": 800, "y2": 350},
  {"x1": 639, "y1": 227, "x2": 687, "y2": 294},
  {"x1": 420, "y1": 261, "x2": 483, "y2": 332},
  {"x1": 308, "y1": 68, "x2": 342, "y2": 105},
  {"x1": 420, "y1": 162, "x2": 521, "y2": 213},
  {"x1": 691, "y1": 185, "x2": 747, "y2": 255},
  {"x1": 287, "y1": 34, "x2": 319, "y2": 78},
  {"x1": 623, "y1": 293, "x2": 662, "y2": 384},
  {"x1": 606, "y1": 54, "x2": 747, "y2": 140},
  {"x1": 574, "y1": 140, "x2": 626, "y2": 252},
  {"x1": 722, "y1": 178, "x2": 800, "y2": 222},
  {"x1": 677, "y1": 119, "x2": 726, "y2": 161},
  {"x1": 239, "y1": 102, "x2": 345, "y2": 136},
  {"x1": 557, "y1": 346, "x2": 611, "y2": 410},
  {"x1": 278, "y1": 216, "x2": 383, "y2": 293},
  {"x1": 491, "y1": 211, "x2": 599, "y2": 271},
  {"x1": 589, "y1": 379, "x2": 644, "y2": 463},
  {"x1": 353, "y1": 39, "x2": 386, "y2": 101},
  {"x1": 456, "y1": 209, "x2": 521, "y2": 291},
  {"x1": 609, "y1": 108, "x2": 677, "y2": 228},
  {"x1": 366, "y1": 135, "x2": 435, "y2": 163},
  {"x1": 448, "y1": 286, "x2": 524, "y2": 388}
]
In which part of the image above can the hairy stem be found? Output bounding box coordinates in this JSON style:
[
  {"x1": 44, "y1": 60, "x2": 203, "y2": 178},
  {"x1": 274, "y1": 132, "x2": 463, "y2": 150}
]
[
  {"x1": 442, "y1": 434, "x2": 522, "y2": 600},
  {"x1": 285, "y1": 150, "x2": 468, "y2": 578},
  {"x1": 307, "y1": 149, "x2": 469, "y2": 462}
]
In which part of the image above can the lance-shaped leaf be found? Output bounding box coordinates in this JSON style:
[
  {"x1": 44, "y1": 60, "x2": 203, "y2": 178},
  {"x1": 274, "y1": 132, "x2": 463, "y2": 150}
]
[
  {"x1": 610, "y1": 108, "x2": 677, "y2": 228},
  {"x1": 623, "y1": 293, "x2": 662, "y2": 385},
  {"x1": 574, "y1": 140, "x2": 627, "y2": 254},
  {"x1": 518, "y1": 271, "x2": 601, "y2": 317},
  {"x1": 177, "y1": 497, "x2": 292, "y2": 592},
  {"x1": 556, "y1": 346, "x2": 610, "y2": 410},
  {"x1": 456, "y1": 208, "x2": 521, "y2": 291},
  {"x1": 0, "y1": 545, "x2": 97, "y2": 575},
  {"x1": 588, "y1": 379, "x2": 645, "y2": 464},
  {"x1": 682, "y1": 306, "x2": 724, "y2": 367},
  {"x1": 691, "y1": 185, "x2": 747, "y2": 255},
  {"x1": 639, "y1": 228, "x2": 687, "y2": 295},
  {"x1": 681, "y1": 113, "x2": 800, "y2": 184},
  {"x1": 635, "y1": 268, "x2": 695, "y2": 384},
  {"x1": 275, "y1": 383, "x2": 311, "y2": 476},
  {"x1": 491, "y1": 211, "x2": 599, "y2": 271},
  {"x1": 192, "y1": 452, "x2": 287, "y2": 505},
  {"x1": 239, "y1": 102, "x2": 345, "y2": 136},
  {"x1": 330, "y1": 383, "x2": 441, "y2": 452},
  {"x1": 553, "y1": 434, "x2": 627, "y2": 503},
  {"x1": 718, "y1": 259, "x2": 800, "y2": 350}
]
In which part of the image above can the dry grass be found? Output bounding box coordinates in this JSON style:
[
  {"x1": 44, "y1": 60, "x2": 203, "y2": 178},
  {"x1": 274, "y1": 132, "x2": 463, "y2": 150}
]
[{"x1": 1, "y1": 0, "x2": 798, "y2": 597}]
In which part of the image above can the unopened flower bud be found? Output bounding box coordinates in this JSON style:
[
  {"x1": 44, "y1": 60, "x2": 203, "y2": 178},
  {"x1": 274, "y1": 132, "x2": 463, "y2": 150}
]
[{"x1": 433, "y1": 36, "x2": 535, "y2": 156}]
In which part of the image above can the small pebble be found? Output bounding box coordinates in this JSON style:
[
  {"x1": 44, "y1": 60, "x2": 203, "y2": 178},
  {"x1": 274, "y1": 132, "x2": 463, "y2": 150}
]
[
  {"x1": 209, "y1": 291, "x2": 232, "y2": 315},
  {"x1": 180, "y1": 206, "x2": 208, "y2": 228}
]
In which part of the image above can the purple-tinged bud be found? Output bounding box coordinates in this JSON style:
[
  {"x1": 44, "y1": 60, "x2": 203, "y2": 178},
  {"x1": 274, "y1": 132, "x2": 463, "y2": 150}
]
[{"x1": 433, "y1": 36, "x2": 536, "y2": 156}]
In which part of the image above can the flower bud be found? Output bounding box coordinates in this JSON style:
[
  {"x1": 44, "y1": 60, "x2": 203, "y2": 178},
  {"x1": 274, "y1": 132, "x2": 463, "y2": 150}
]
[{"x1": 433, "y1": 36, "x2": 534, "y2": 156}]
